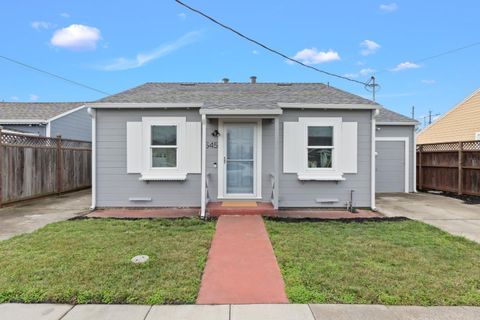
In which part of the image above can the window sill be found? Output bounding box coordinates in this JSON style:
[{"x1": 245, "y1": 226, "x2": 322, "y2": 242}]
[
  {"x1": 139, "y1": 173, "x2": 187, "y2": 181},
  {"x1": 297, "y1": 173, "x2": 345, "y2": 181}
]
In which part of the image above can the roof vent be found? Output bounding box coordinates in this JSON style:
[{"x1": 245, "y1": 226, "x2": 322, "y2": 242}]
[
  {"x1": 250, "y1": 76, "x2": 257, "y2": 84},
  {"x1": 222, "y1": 78, "x2": 229, "y2": 84}
]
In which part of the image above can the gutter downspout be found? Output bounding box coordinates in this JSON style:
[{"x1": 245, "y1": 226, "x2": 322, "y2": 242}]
[
  {"x1": 200, "y1": 114, "x2": 207, "y2": 218},
  {"x1": 87, "y1": 107, "x2": 96, "y2": 210},
  {"x1": 371, "y1": 108, "x2": 379, "y2": 210}
]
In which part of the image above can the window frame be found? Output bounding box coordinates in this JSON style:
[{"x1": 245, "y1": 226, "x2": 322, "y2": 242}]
[
  {"x1": 150, "y1": 125, "x2": 178, "y2": 169},
  {"x1": 306, "y1": 126, "x2": 334, "y2": 169}
]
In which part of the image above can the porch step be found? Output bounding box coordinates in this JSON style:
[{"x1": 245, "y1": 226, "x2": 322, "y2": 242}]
[{"x1": 207, "y1": 202, "x2": 276, "y2": 217}]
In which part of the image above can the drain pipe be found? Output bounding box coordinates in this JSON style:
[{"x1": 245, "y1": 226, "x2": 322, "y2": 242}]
[
  {"x1": 87, "y1": 106, "x2": 96, "y2": 210},
  {"x1": 200, "y1": 114, "x2": 207, "y2": 219}
]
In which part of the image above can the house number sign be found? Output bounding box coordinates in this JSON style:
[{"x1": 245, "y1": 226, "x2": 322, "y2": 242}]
[{"x1": 206, "y1": 141, "x2": 218, "y2": 149}]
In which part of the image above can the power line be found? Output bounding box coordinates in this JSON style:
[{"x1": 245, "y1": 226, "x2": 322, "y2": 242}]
[
  {"x1": 174, "y1": 0, "x2": 370, "y2": 87},
  {"x1": 0, "y1": 55, "x2": 111, "y2": 96}
]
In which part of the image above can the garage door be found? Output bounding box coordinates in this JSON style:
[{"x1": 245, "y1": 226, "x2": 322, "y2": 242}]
[{"x1": 376, "y1": 141, "x2": 405, "y2": 192}]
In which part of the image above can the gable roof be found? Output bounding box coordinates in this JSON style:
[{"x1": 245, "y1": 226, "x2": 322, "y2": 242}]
[
  {"x1": 0, "y1": 102, "x2": 85, "y2": 122},
  {"x1": 377, "y1": 106, "x2": 417, "y2": 124}
]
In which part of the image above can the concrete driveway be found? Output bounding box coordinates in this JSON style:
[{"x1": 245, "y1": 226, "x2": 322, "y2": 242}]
[
  {"x1": 376, "y1": 192, "x2": 480, "y2": 243},
  {"x1": 0, "y1": 189, "x2": 91, "y2": 241}
]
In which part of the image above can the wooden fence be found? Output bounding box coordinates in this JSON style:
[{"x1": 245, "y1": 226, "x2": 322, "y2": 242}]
[
  {"x1": 0, "y1": 131, "x2": 91, "y2": 206},
  {"x1": 417, "y1": 141, "x2": 480, "y2": 196}
]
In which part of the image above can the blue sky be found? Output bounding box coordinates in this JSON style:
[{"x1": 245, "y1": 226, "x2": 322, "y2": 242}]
[{"x1": 0, "y1": 0, "x2": 479, "y2": 124}]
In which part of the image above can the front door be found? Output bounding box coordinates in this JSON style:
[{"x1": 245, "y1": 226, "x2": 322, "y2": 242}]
[{"x1": 224, "y1": 123, "x2": 256, "y2": 197}]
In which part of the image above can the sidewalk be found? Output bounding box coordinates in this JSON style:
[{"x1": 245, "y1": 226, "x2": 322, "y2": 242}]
[{"x1": 1, "y1": 303, "x2": 479, "y2": 320}]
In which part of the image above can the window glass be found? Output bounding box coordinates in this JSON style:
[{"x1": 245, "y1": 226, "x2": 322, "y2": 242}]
[
  {"x1": 308, "y1": 126, "x2": 333, "y2": 146},
  {"x1": 152, "y1": 148, "x2": 176, "y2": 167},
  {"x1": 308, "y1": 149, "x2": 332, "y2": 168},
  {"x1": 151, "y1": 126, "x2": 176, "y2": 145}
]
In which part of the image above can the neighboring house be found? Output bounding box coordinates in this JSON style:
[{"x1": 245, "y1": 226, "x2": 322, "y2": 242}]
[
  {"x1": 0, "y1": 102, "x2": 91, "y2": 141},
  {"x1": 417, "y1": 88, "x2": 480, "y2": 144},
  {"x1": 87, "y1": 81, "x2": 417, "y2": 215}
]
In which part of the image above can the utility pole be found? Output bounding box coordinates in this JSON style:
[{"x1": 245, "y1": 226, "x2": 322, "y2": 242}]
[
  {"x1": 371, "y1": 76, "x2": 376, "y2": 102},
  {"x1": 428, "y1": 110, "x2": 432, "y2": 125},
  {"x1": 411, "y1": 106, "x2": 415, "y2": 119}
]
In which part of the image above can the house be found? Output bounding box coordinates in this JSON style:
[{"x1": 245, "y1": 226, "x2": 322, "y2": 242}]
[
  {"x1": 87, "y1": 81, "x2": 417, "y2": 216},
  {"x1": 417, "y1": 88, "x2": 480, "y2": 144},
  {"x1": 0, "y1": 102, "x2": 91, "y2": 141}
]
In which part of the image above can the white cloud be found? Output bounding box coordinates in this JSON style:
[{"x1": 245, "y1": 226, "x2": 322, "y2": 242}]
[
  {"x1": 252, "y1": 50, "x2": 259, "y2": 55},
  {"x1": 10, "y1": 96, "x2": 19, "y2": 101},
  {"x1": 380, "y1": 3, "x2": 398, "y2": 12},
  {"x1": 359, "y1": 68, "x2": 376, "y2": 76},
  {"x1": 344, "y1": 73, "x2": 359, "y2": 78},
  {"x1": 60, "y1": 12, "x2": 70, "y2": 18},
  {"x1": 178, "y1": 12, "x2": 187, "y2": 20},
  {"x1": 360, "y1": 40, "x2": 381, "y2": 56},
  {"x1": 30, "y1": 94, "x2": 39, "y2": 101},
  {"x1": 391, "y1": 61, "x2": 420, "y2": 72},
  {"x1": 51, "y1": 24, "x2": 101, "y2": 50},
  {"x1": 292, "y1": 48, "x2": 340, "y2": 65},
  {"x1": 31, "y1": 21, "x2": 55, "y2": 30},
  {"x1": 422, "y1": 79, "x2": 436, "y2": 84},
  {"x1": 101, "y1": 30, "x2": 203, "y2": 71}
]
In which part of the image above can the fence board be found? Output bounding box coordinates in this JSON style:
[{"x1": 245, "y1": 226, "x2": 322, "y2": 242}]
[
  {"x1": 417, "y1": 141, "x2": 480, "y2": 196},
  {"x1": 0, "y1": 131, "x2": 91, "y2": 205}
]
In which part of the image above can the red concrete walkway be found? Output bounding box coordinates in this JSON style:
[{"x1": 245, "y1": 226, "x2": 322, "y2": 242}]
[{"x1": 197, "y1": 215, "x2": 288, "y2": 304}]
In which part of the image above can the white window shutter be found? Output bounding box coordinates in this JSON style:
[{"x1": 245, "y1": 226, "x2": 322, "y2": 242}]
[
  {"x1": 126, "y1": 122, "x2": 142, "y2": 173},
  {"x1": 185, "y1": 121, "x2": 201, "y2": 173},
  {"x1": 283, "y1": 122, "x2": 303, "y2": 173},
  {"x1": 340, "y1": 122, "x2": 358, "y2": 173}
]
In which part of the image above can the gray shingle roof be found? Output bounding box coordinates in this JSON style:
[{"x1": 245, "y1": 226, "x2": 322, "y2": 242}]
[
  {"x1": 0, "y1": 102, "x2": 85, "y2": 121},
  {"x1": 377, "y1": 107, "x2": 417, "y2": 123}
]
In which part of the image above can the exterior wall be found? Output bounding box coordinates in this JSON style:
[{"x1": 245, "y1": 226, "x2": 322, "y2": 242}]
[
  {"x1": 417, "y1": 89, "x2": 480, "y2": 144},
  {"x1": 2, "y1": 124, "x2": 46, "y2": 136},
  {"x1": 95, "y1": 109, "x2": 202, "y2": 207},
  {"x1": 278, "y1": 109, "x2": 373, "y2": 208},
  {"x1": 376, "y1": 125, "x2": 416, "y2": 192},
  {"x1": 49, "y1": 107, "x2": 92, "y2": 141}
]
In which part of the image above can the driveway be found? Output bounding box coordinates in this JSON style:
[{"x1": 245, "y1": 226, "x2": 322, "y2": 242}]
[
  {"x1": 0, "y1": 189, "x2": 91, "y2": 241},
  {"x1": 376, "y1": 192, "x2": 480, "y2": 243}
]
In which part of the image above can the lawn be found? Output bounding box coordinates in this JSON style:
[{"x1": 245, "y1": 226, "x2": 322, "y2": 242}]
[
  {"x1": 0, "y1": 218, "x2": 215, "y2": 304},
  {"x1": 266, "y1": 219, "x2": 480, "y2": 306}
]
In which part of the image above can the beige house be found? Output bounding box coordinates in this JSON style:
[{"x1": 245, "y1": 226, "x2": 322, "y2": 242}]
[{"x1": 417, "y1": 88, "x2": 480, "y2": 144}]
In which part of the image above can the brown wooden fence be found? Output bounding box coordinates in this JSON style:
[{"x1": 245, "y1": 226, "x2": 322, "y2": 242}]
[
  {"x1": 0, "y1": 131, "x2": 91, "y2": 206},
  {"x1": 417, "y1": 141, "x2": 480, "y2": 196}
]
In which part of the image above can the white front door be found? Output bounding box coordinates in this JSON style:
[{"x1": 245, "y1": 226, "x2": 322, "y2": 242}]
[{"x1": 218, "y1": 120, "x2": 262, "y2": 199}]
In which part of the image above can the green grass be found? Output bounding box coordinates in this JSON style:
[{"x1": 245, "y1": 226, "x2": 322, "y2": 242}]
[
  {"x1": 0, "y1": 218, "x2": 215, "y2": 304},
  {"x1": 265, "y1": 219, "x2": 480, "y2": 306}
]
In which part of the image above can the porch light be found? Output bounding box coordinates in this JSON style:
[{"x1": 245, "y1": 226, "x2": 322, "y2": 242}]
[{"x1": 211, "y1": 129, "x2": 220, "y2": 137}]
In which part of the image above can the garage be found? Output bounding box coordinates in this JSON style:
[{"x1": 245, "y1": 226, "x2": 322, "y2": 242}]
[{"x1": 376, "y1": 139, "x2": 407, "y2": 193}]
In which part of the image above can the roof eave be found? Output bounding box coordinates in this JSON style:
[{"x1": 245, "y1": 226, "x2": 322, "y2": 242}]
[
  {"x1": 0, "y1": 119, "x2": 48, "y2": 125},
  {"x1": 278, "y1": 103, "x2": 379, "y2": 110},
  {"x1": 376, "y1": 121, "x2": 419, "y2": 126},
  {"x1": 87, "y1": 102, "x2": 204, "y2": 109},
  {"x1": 199, "y1": 108, "x2": 283, "y2": 115}
]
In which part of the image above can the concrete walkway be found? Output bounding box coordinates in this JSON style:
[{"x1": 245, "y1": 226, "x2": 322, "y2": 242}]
[
  {"x1": 1, "y1": 303, "x2": 479, "y2": 320},
  {"x1": 0, "y1": 189, "x2": 91, "y2": 241},
  {"x1": 376, "y1": 192, "x2": 480, "y2": 243},
  {"x1": 196, "y1": 215, "x2": 288, "y2": 304}
]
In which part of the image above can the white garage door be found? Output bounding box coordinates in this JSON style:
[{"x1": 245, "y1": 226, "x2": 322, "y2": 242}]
[{"x1": 376, "y1": 141, "x2": 405, "y2": 193}]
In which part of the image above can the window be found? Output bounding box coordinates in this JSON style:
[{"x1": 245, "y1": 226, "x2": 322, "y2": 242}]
[
  {"x1": 307, "y1": 126, "x2": 333, "y2": 168},
  {"x1": 151, "y1": 125, "x2": 177, "y2": 168}
]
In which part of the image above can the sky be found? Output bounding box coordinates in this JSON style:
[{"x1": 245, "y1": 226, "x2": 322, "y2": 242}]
[{"x1": 0, "y1": 0, "x2": 479, "y2": 125}]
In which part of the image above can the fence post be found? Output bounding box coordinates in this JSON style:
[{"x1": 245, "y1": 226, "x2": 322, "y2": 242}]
[
  {"x1": 0, "y1": 126, "x2": 3, "y2": 208},
  {"x1": 458, "y1": 141, "x2": 463, "y2": 195},
  {"x1": 418, "y1": 144, "x2": 423, "y2": 190},
  {"x1": 56, "y1": 135, "x2": 63, "y2": 195}
]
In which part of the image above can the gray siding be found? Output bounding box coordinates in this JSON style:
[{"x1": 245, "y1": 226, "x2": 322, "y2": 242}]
[
  {"x1": 95, "y1": 109, "x2": 201, "y2": 207},
  {"x1": 50, "y1": 107, "x2": 92, "y2": 141},
  {"x1": 2, "y1": 124, "x2": 46, "y2": 136},
  {"x1": 376, "y1": 125, "x2": 415, "y2": 192},
  {"x1": 278, "y1": 109, "x2": 373, "y2": 208}
]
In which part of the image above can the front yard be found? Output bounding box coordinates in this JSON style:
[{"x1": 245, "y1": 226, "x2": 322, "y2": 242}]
[
  {"x1": 0, "y1": 218, "x2": 215, "y2": 304},
  {"x1": 266, "y1": 219, "x2": 480, "y2": 306}
]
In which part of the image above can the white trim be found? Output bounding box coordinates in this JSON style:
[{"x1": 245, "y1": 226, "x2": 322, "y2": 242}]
[
  {"x1": 217, "y1": 119, "x2": 262, "y2": 199},
  {"x1": 278, "y1": 103, "x2": 379, "y2": 110},
  {"x1": 45, "y1": 122, "x2": 51, "y2": 137},
  {"x1": 200, "y1": 114, "x2": 207, "y2": 218},
  {"x1": 376, "y1": 121, "x2": 418, "y2": 126},
  {"x1": 375, "y1": 137, "x2": 410, "y2": 193},
  {"x1": 139, "y1": 173, "x2": 187, "y2": 181},
  {"x1": 297, "y1": 174, "x2": 346, "y2": 181},
  {"x1": 200, "y1": 108, "x2": 282, "y2": 115},
  {"x1": 46, "y1": 104, "x2": 86, "y2": 122},
  {"x1": 0, "y1": 119, "x2": 47, "y2": 124},
  {"x1": 88, "y1": 103, "x2": 203, "y2": 109},
  {"x1": 371, "y1": 111, "x2": 376, "y2": 209},
  {"x1": 87, "y1": 107, "x2": 96, "y2": 210},
  {"x1": 413, "y1": 130, "x2": 417, "y2": 192}
]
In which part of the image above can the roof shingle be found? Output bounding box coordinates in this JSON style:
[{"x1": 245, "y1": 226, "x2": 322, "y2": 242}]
[{"x1": 0, "y1": 102, "x2": 85, "y2": 121}]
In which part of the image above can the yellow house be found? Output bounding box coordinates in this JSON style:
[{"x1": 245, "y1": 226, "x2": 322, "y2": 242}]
[{"x1": 417, "y1": 88, "x2": 480, "y2": 144}]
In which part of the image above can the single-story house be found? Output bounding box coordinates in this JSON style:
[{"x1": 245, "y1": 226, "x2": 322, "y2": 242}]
[
  {"x1": 87, "y1": 81, "x2": 417, "y2": 216},
  {"x1": 417, "y1": 87, "x2": 480, "y2": 144},
  {"x1": 0, "y1": 102, "x2": 91, "y2": 141}
]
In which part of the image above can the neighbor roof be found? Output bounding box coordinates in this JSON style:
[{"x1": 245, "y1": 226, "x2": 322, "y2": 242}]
[
  {"x1": 377, "y1": 107, "x2": 417, "y2": 124},
  {"x1": 0, "y1": 102, "x2": 85, "y2": 122}
]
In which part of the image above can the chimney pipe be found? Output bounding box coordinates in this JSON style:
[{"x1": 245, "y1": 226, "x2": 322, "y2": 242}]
[
  {"x1": 250, "y1": 76, "x2": 257, "y2": 84},
  {"x1": 222, "y1": 78, "x2": 229, "y2": 84}
]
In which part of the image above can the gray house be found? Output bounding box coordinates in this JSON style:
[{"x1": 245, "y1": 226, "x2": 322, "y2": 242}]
[
  {"x1": 0, "y1": 102, "x2": 91, "y2": 141},
  {"x1": 88, "y1": 81, "x2": 417, "y2": 216}
]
